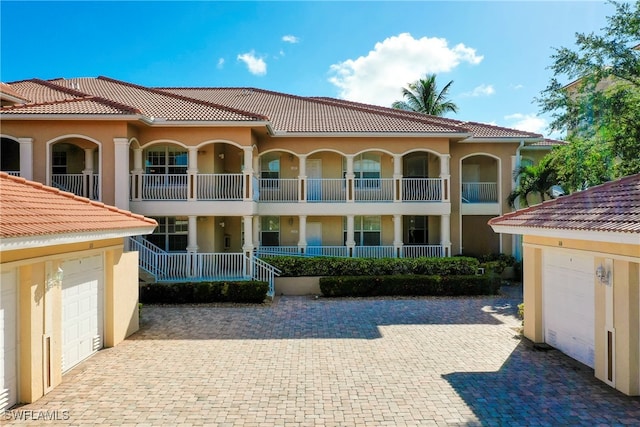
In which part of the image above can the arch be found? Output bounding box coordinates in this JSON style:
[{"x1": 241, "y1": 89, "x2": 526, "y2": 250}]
[
  {"x1": 196, "y1": 139, "x2": 246, "y2": 150},
  {"x1": 401, "y1": 148, "x2": 444, "y2": 157},
  {"x1": 0, "y1": 134, "x2": 20, "y2": 143},
  {"x1": 352, "y1": 148, "x2": 396, "y2": 157},
  {"x1": 139, "y1": 139, "x2": 188, "y2": 150},
  {"x1": 129, "y1": 137, "x2": 142, "y2": 150},
  {"x1": 458, "y1": 152, "x2": 503, "y2": 256},
  {"x1": 45, "y1": 134, "x2": 103, "y2": 187},
  {"x1": 258, "y1": 148, "x2": 299, "y2": 158},
  {"x1": 305, "y1": 148, "x2": 348, "y2": 157}
]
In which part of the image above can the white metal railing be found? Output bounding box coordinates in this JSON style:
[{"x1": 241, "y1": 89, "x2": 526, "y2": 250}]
[
  {"x1": 141, "y1": 174, "x2": 188, "y2": 200},
  {"x1": 402, "y1": 178, "x2": 442, "y2": 201},
  {"x1": 51, "y1": 174, "x2": 83, "y2": 195},
  {"x1": 461, "y1": 182, "x2": 498, "y2": 203},
  {"x1": 306, "y1": 246, "x2": 350, "y2": 257},
  {"x1": 129, "y1": 237, "x2": 280, "y2": 296},
  {"x1": 354, "y1": 178, "x2": 394, "y2": 202},
  {"x1": 197, "y1": 174, "x2": 243, "y2": 200},
  {"x1": 51, "y1": 174, "x2": 100, "y2": 200},
  {"x1": 252, "y1": 257, "x2": 282, "y2": 296},
  {"x1": 353, "y1": 246, "x2": 395, "y2": 258},
  {"x1": 401, "y1": 245, "x2": 443, "y2": 258},
  {"x1": 258, "y1": 178, "x2": 299, "y2": 202},
  {"x1": 306, "y1": 178, "x2": 347, "y2": 202},
  {"x1": 256, "y1": 246, "x2": 301, "y2": 257}
]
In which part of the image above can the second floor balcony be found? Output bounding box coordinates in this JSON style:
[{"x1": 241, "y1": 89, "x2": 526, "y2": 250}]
[{"x1": 129, "y1": 173, "x2": 448, "y2": 203}]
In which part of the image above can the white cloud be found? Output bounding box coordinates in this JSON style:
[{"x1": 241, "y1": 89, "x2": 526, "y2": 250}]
[
  {"x1": 237, "y1": 51, "x2": 267, "y2": 76},
  {"x1": 510, "y1": 83, "x2": 524, "y2": 90},
  {"x1": 328, "y1": 33, "x2": 483, "y2": 106},
  {"x1": 504, "y1": 113, "x2": 547, "y2": 134},
  {"x1": 282, "y1": 35, "x2": 300, "y2": 44},
  {"x1": 461, "y1": 84, "x2": 495, "y2": 97},
  {"x1": 217, "y1": 58, "x2": 225, "y2": 69}
]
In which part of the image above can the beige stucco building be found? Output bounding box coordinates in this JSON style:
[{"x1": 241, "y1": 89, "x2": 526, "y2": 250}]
[
  {"x1": 0, "y1": 172, "x2": 156, "y2": 410},
  {"x1": 0, "y1": 77, "x2": 560, "y2": 288},
  {"x1": 490, "y1": 174, "x2": 640, "y2": 396}
]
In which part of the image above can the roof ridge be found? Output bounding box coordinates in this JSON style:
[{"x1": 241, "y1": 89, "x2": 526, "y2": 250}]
[
  {"x1": 0, "y1": 172, "x2": 157, "y2": 226},
  {"x1": 98, "y1": 76, "x2": 270, "y2": 121},
  {"x1": 459, "y1": 120, "x2": 542, "y2": 138}
]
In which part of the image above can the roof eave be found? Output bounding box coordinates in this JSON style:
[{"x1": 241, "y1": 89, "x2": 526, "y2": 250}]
[
  {"x1": 489, "y1": 224, "x2": 640, "y2": 246},
  {"x1": 0, "y1": 226, "x2": 157, "y2": 252},
  {"x1": 143, "y1": 119, "x2": 272, "y2": 128},
  {"x1": 460, "y1": 137, "x2": 543, "y2": 143},
  {"x1": 271, "y1": 131, "x2": 473, "y2": 138},
  {"x1": 0, "y1": 113, "x2": 142, "y2": 121}
]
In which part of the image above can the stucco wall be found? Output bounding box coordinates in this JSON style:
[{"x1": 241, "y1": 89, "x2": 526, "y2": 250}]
[{"x1": 522, "y1": 234, "x2": 640, "y2": 396}]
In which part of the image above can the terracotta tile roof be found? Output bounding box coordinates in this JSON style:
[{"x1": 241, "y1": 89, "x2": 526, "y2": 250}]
[
  {"x1": 528, "y1": 138, "x2": 567, "y2": 147},
  {"x1": 0, "y1": 172, "x2": 157, "y2": 243},
  {"x1": 0, "y1": 82, "x2": 30, "y2": 103},
  {"x1": 160, "y1": 88, "x2": 470, "y2": 134},
  {"x1": 489, "y1": 173, "x2": 640, "y2": 235},
  {"x1": 309, "y1": 96, "x2": 543, "y2": 139},
  {"x1": 50, "y1": 77, "x2": 266, "y2": 122},
  {"x1": 2, "y1": 76, "x2": 545, "y2": 138}
]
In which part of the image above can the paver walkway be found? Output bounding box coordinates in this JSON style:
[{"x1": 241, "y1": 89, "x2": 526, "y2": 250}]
[{"x1": 5, "y1": 285, "x2": 640, "y2": 426}]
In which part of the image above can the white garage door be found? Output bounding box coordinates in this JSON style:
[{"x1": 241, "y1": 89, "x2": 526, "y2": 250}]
[
  {"x1": 543, "y1": 250, "x2": 595, "y2": 368},
  {"x1": 1, "y1": 269, "x2": 18, "y2": 411},
  {"x1": 62, "y1": 255, "x2": 104, "y2": 373}
]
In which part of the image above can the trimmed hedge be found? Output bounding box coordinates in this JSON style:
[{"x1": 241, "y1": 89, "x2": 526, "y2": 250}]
[
  {"x1": 264, "y1": 256, "x2": 480, "y2": 277},
  {"x1": 319, "y1": 274, "x2": 501, "y2": 297},
  {"x1": 140, "y1": 280, "x2": 269, "y2": 304}
]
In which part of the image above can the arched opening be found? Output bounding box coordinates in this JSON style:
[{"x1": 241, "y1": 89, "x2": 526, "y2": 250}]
[
  {"x1": 49, "y1": 137, "x2": 101, "y2": 200},
  {"x1": 1, "y1": 137, "x2": 20, "y2": 175}
]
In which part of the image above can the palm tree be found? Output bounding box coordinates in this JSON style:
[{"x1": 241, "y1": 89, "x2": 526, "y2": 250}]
[
  {"x1": 392, "y1": 74, "x2": 458, "y2": 116},
  {"x1": 507, "y1": 160, "x2": 558, "y2": 208}
]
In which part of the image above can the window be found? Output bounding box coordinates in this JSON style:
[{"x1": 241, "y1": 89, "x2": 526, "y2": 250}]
[
  {"x1": 261, "y1": 216, "x2": 280, "y2": 246},
  {"x1": 52, "y1": 151, "x2": 67, "y2": 174},
  {"x1": 145, "y1": 146, "x2": 187, "y2": 175},
  {"x1": 260, "y1": 154, "x2": 280, "y2": 188},
  {"x1": 146, "y1": 217, "x2": 188, "y2": 252},
  {"x1": 405, "y1": 216, "x2": 428, "y2": 244},
  {"x1": 344, "y1": 216, "x2": 381, "y2": 246},
  {"x1": 349, "y1": 153, "x2": 381, "y2": 188}
]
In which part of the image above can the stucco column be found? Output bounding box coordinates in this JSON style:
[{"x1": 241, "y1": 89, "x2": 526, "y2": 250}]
[
  {"x1": 393, "y1": 214, "x2": 403, "y2": 257},
  {"x1": 345, "y1": 155, "x2": 355, "y2": 202},
  {"x1": 243, "y1": 215, "x2": 255, "y2": 256},
  {"x1": 298, "y1": 154, "x2": 307, "y2": 202},
  {"x1": 393, "y1": 154, "x2": 402, "y2": 202},
  {"x1": 83, "y1": 148, "x2": 96, "y2": 199},
  {"x1": 440, "y1": 214, "x2": 451, "y2": 257},
  {"x1": 345, "y1": 215, "x2": 356, "y2": 256},
  {"x1": 242, "y1": 147, "x2": 254, "y2": 201},
  {"x1": 131, "y1": 148, "x2": 143, "y2": 201},
  {"x1": 298, "y1": 215, "x2": 307, "y2": 253},
  {"x1": 439, "y1": 154, "x2": 451, "y2": 202},
  {"x1": 113, "y1": 138, "x2": 130, "y2": 210},
  {"x1": 18, "y1": 137, "x2": 33, "y2": 180},
  {"x1": 187, "y1": 147, "x2": 198, "y2": 201},
  {"x1": 186, "y1": 216, "x2": 198, "y2": 253}
]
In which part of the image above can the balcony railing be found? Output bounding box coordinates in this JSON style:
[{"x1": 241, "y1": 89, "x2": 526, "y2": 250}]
[
  {"x1": 4, "y1": 171, "x2": 20, "y2": 177},
  {"x1": 131, "y1": 174, "x2": 447, "y2": 203},
  {"x1": 461, "y1": 182, "x2": 498, "y2": 203},
  {"x1": 51, "y1": 173, "x2": 100, "y2": 200},
  {"x1": 258, "y1": 178, "x2": 299, "y2": 202},
  {"x1": 256, "y1": 244, "x2": 444, "y2": 259},
  {"x1": 197, "y1": 174, "x2": 243, "y2": 200}
]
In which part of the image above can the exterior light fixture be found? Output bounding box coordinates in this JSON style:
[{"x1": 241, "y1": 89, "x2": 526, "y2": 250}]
[{"x1": 596, "y1": 263, "x2": 611, "y2": 285}]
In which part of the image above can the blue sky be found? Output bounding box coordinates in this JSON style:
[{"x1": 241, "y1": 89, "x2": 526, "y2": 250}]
[{"x1": 1, "y1": 1, "x2": 615, "y2": 137}]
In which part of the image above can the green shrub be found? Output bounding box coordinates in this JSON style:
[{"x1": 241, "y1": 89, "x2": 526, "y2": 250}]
[
  {"x1": 264, "y1": 256, "x2": 479, "y2": 277},
  {"x1": 319, "y1": 273, "x2": 499, "y2": 297},
  {"x1": 478, "y1": 253, "x2": 516, "y2": 275},
  {"x1": 139, "y1": 280, "x2": 268, "y2": 304}
]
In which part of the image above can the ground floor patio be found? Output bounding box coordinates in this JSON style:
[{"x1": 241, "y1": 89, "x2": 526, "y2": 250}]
[{"x1": 5, "y1": 287, "x2": 640, "y2": 426}]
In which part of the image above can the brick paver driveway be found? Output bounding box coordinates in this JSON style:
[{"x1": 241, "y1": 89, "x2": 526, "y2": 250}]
[{"x1": 6, "y1": 285, "x2": 640, "y2": 426}]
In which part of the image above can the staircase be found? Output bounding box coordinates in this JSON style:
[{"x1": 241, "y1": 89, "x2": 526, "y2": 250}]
[{"x1": 128, "y1": 236, "x2": 280, "y2": 296}]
